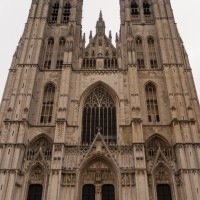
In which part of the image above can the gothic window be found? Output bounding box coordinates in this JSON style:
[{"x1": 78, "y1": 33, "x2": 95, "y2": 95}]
[
  {"x1": 143, "y1": 1, "x2": 151, "y2": 15},
  {"x1": 82, "y1": 185, "x2": 95, "y2": 200},
  {"x1": 148, "y1": 37, "x2": 158, "y2": 68},
  {"x1": 62, "y1": 2, "x2": 71, "y2": 23},
  {"x1": 40, "y1": 84, "x2": 55, "y2": 124},
  {"x1": 57, "y1": 38, "x2": 66, "y2": 69},
  {"x1": 135, "y1": 37, "x2": 145, "y2": 68},
  {"x1": 104, "y1": 58, "x2": 118, "y2": 69},
  {"x1": 82, "y1": 87, "x2": 117, "y2": 144},
  {"x1": 82, "y1": 58, "x2": 96, "y2": 69},
  {"x1": 145, "y1": 83, "x2": 160, "y2": 123},
  {"x1": 131, "y1": 1, "x2": 139, "y2": 16},
  {"x1": 26, "y1": 137, "x2": 52, "y2": 161},
  {"x1": 50, "y1": 1, "x2": 59, "y2": 24},
  {"x1": 43, "y1": 38, "x2": 54, "y2": 69},
  {"x1": 146, "y1": 136, "x2": 173, "y2": 160},
  {"x1": 27, "y1": 184, "x2": 43, "y2": 200},
  {"x1": 102, "y1": 185, "x2": 115, "y2": 200},
  {"x1": 157, "y1": 184, "x2": 172, "y2": 200}
]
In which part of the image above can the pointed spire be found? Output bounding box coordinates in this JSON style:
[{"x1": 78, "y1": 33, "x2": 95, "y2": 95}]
[
  {"x1": 89, "y1": 31, "x2": 93, "y2": 43},
  {"x1": 109, "y1": 31, "x2": 112, "y2": 43},
  {"x1": 115, "y1": 33, "x2": 119, "y2": 43},
  {"x1": 82, "y1": 33, "x2": 86, "y2": 43},
  {"x1": 99, "y1": 10, "x2": 103, "y2": 21}
]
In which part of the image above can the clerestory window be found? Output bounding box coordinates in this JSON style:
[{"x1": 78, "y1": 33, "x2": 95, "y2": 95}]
[
  {"x1": 40, "y1": 83, "x2": 55, "y2": 124},
  {"x1": 82, "y1": 87, "x2": 117, "y2": 144}
]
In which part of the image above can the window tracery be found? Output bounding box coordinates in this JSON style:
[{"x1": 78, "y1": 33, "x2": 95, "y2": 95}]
[
  {"x1": 135, "y1": 37, "x2": 145, "y2": 68},
  {"x1": 43, "y1": 38, "x2": 54, "y2": 69},
  {"x1": 40, "y1": 84, "x2": 55, "y2": 124},
  {"x1": 26, "y1": 137, "x2": 52, "y2": 161},
  {"x1": 146, "y1": 136, "x2": 173, "y2": 161},
  {"x1": 145, "y1": 83, "x2": 160, "y2": 123},
  {"x1": 82, "y1": 87, "x2": 117, "y2": 144},
  {"x1": 57, "y1": 38, "x2": 66, "y2": 69},
  {"x1": 148, "y1": 37, "x2": 158, "y2": 68}
]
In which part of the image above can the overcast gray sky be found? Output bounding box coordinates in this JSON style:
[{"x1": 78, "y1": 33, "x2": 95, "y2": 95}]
[{"x1": 0, "y1": 0, "x2": 200, "y2": 101}]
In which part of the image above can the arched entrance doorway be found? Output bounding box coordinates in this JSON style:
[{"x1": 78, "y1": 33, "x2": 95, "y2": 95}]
[{"x1": 80, "y1": 158, "x2": 117, "y2": 200}]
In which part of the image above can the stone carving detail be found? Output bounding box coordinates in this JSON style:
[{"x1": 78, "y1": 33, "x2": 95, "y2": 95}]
[
  {"x1": 121, "y1": 173, "x2": 135, "y2": 186},
  {"x1": 82, "y1": 161, "x2": 115, "y2": 184},
  {"x1": 29, "y1": 166, "x2": 44, "y2": 184},
  {"x1": 26, "y1": 137, "x2": 52, "y2": 161},
  {"x1": 62, "y1": 173, "x2": 76, "y2": 186},
  {"x1": 155, "y1": 165, "x2": 170, "y2": 183}
]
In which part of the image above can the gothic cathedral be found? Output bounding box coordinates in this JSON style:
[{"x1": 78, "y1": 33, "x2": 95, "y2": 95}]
[{"x1": 0, "y1": 0, "x2": 200, "y2": 200}]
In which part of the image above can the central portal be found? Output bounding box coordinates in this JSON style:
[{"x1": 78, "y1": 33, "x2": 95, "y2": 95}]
[{"x1": 81, "y1": 159, "x2": 116, "y2": 200}]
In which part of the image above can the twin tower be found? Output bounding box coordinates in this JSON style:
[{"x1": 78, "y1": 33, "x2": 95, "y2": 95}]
[{"x1": 0, "y1": 0, "x2": 200, "y2": 200}]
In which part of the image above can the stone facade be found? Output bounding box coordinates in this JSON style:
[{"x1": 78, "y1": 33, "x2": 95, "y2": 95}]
[{"x1": 0, "y1": 0, "x2": 200, "y2": 199}]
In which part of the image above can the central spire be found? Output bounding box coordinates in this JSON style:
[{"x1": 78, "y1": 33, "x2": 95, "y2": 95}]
[{"x1": 96, "y1": 11, "x2": 106, "y2": 35}]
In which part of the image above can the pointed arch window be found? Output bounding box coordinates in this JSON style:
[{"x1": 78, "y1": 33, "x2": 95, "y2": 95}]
[
  {"x1": 44, "y1": 38, "x2": 54, "y2": 69},
  {"x1": 62, "y1": 2, "x2": 71, "y2": 23},
  {"x1": 135, "y1": 37, "x2": 145, "y2": 68},
  {"x1": 40, "y1": 84, "x2": 55, "y2": 124},
  {"x1": 50, "y1": 1, "x2": 60, "y2": 24},
  {"x1": 145, "y1": 83, "x2": 160, "y2": 123},
  {"x1": 131, "y1": 1, "x2": 139, "y2": 16},
  {"x1": 82, "y1": 87, "x2": 117, "y2": 144},
  {"x1": 27, "y1": 184, "x2": 43, "y2": 200},
  {"x1": 148, "y1": 37, "x2": 158, "y2": 68},
  {"x1": 57, "y1": 38, "x2": 66, "y2": 69},
  {"x1": 143, "y1": 1, "x2": 151, "y2": 15}
]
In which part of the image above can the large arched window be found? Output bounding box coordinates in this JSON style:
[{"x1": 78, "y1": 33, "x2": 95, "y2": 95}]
[
  {"x1": 82, "y1": 87, "x2": 117, "y2": 144},
  {"x1": 40, "y1": 84, "x2": 55, "y2": 124},
  {"x1": 57, "y1": 38, "x2": 66, "y2": 69},
  {"x1": 43, "y1": 38, "x2": 54, "y2": 69},
  {"x1": 145, "y1": 83, "x2": 160, "y2": 123},
  {"x1": 135, "y1": 37, "x2": 145, "y2": 68},
  {"x1": 50, "y1": 1, "x2": 60, "y2": 24},
  {"x1": 131, "y1": 1, "x2": 139, "y2": 16},
  {"x1": 148, "y1": 37, "x2": 158, "y2": 69},
  {"x1": 143, "y1": 0, "x2": 151, "y2": 15}
]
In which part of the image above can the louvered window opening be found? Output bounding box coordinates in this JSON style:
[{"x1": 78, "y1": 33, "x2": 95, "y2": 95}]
[
  {"x1": 145, "y1": 83, "x2": 160, "y2": 123},
  {"x1": 40, "y1": 84, "x2": 55, "y2": 124},
  {"x1": 50, "y1": 2, "x2": 59, "y2": 24},
  {"x1": 62, "y1": 2, "x2": 71, "y2": 23},
  {"x1": 135, "y1": 38, "x2": 145, "y2": 68},
  {"x1": 44, "y1": 38, "x2": 54, "y2": 69},
  {"x1": 143, "y1": 1, "x2": 151, "y2": 15},
  {"x1": 148, "y1": 38, "x2": 158, "y2": 68},
  {"x1": 131, "y1": 1, "x2": 139, "y2": 16},
  {"x1": 57, "y1": 38, "x2": 66, "y2": 69},
  {"x1": 82, "y1": 87, "x2": 117, "y2": 145}
]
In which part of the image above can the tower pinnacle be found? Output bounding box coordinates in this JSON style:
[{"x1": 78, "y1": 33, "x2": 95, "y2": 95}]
[{"x1": 96, "y1": 10, "x2": 105, "y2": 35}]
